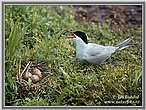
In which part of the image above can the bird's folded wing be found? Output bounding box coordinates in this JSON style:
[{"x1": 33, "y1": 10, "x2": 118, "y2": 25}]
[{"x1": 85, "y1": 43, "x2": 106, "y2": 57}]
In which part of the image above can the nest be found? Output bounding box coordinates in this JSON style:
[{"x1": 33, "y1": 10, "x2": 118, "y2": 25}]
[{"x1": 16, "y1": 61, "x2": 53, "y2": 96}]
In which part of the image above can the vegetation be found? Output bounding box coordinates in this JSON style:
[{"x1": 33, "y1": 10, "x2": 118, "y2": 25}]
[{"x1": 5, "y1": 5, "x2": 142, "y2": 106}]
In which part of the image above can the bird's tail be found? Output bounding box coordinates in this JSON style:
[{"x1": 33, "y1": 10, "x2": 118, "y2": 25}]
[{"x1": 115, "y1": 38, "x2": 131, "y2": 51}]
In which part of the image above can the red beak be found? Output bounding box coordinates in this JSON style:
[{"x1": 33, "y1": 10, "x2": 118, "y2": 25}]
[{"x1": 67, "y1": 33, "x2": 76, "y2": 39}]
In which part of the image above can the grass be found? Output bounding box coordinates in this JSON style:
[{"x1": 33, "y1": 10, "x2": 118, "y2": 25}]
[{"x1": 5, "y1": 5, "x2": 142, "y2": 106}]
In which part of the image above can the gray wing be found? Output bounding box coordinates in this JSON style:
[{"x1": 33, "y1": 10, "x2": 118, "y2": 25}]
[
  {"x1": 83, "y1": 43, "x2": 116, "y2": 64},
  {"x1": 84, "y1": 43, "x2": 106, "y2": 56}
]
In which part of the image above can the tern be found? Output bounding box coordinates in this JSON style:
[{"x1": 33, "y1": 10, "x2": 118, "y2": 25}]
[{"x1": 68, "y1": 31, "x2": 130, "y2": 65}]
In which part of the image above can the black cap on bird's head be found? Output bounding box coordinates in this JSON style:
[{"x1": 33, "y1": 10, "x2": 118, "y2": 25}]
[{"x1": 73, "y1": 31, "x2": 88, "y2": 44}]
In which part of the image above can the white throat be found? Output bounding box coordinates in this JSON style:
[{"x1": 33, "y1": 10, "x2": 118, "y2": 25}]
[{"x1": 74, "y1": 35, "x2": 86, "y2": 59}]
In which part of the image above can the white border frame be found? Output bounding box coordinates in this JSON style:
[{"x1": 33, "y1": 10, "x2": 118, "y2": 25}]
[{"x1": 2, "y1": 1, "x2": 145, "y2": 109}]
